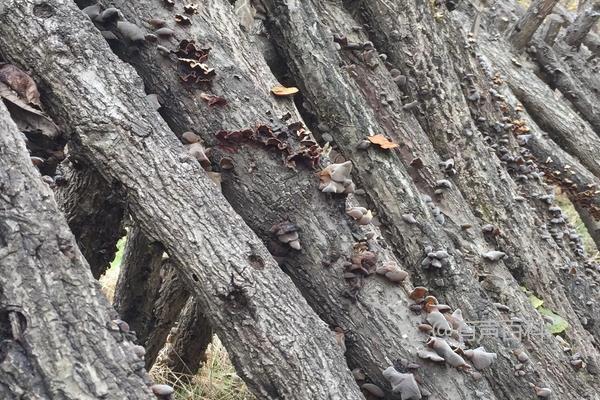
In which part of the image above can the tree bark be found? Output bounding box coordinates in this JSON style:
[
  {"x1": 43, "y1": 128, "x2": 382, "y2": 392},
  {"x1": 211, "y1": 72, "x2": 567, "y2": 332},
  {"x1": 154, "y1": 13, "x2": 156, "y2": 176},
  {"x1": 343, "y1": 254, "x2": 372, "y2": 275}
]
[
  {"x1": 542, "y1": 13, "x2": 565, "y2": 45},
  {"x1": 114, "y1": 220, "x2": 215, "y2": 374},
  {"x1": 565, "y1": 1, "x2": 600, "y2": 47},
  {"x1": 264, "y1": 0, "x2": 600, "y2": 397},
  {"x1": 113, "y1": 227, "x2": 164, "y2": 340},
  {"x1": 142, "y1": 260, "x2": 190, "y2": 369},
  {"x1": 0, "y1": 1, "x2": 364, "y2": 399},
  {"x1": 508, "y1": 0, "x2": 560, "y2": 50},
  {"x1": 162, "y1": 298, "x2": 212, "y2": 377},
  {"x1": 0, "y1": 101, "x2": 153, "y2": 399},
  {"x1": 54, "y1": 160, "x2": 125, "y2": 278}
]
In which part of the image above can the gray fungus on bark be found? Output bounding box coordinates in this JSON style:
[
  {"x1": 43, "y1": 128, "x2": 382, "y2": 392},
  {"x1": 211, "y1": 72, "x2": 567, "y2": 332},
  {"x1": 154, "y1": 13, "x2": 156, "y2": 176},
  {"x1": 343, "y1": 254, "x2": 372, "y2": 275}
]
[{"x1": 1, "y1": 0, "x2": 600, "y2": 399}]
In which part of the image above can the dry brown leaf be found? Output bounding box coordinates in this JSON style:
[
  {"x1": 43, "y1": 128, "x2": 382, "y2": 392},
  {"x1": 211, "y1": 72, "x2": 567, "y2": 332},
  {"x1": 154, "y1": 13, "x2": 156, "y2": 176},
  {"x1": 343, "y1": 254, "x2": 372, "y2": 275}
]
[
  {"x1": 367, "y1": 134, "x2": 399, "y2": 149},
  {"x1": 0, "y1": 63, "x2": 41, "y2": 108},
  {"x1": 0, "y1": 82, "x2": 59, "y2": 137},
  {"x1": 271, "y1": 85, "x2": 299, "y2": 96}
]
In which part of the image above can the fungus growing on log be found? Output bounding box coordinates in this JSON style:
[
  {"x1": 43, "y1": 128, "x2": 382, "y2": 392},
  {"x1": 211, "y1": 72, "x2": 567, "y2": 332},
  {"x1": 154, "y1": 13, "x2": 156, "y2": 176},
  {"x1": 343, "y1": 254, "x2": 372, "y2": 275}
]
[
  {"x1": 482, "y1": 250, "x2": 507, "y2": 261},
  {"x1": 382, "y1": 366, "x2": 422, "y2": 400},
  {"x1": 151, "y1": 384, "x2": 174, "y2": 399},
  {"x1": 270, "y1": 222, "x2": 301, "y2": 250},
  {"x1": 421, "y1": 248, "x2": 450, "y2": 269},
  {"x1": 346, "y1": 206, "x2": 373, "y2": 225},
  {"x1": 427, "y1": 337, "x2": 468, "y2": 368},
  {"x1": 417, "y1": 349, "x2": 445, "y2": 362},
  {"x1": 375, "y1": 261, "x2": 408, "y2": 283},
  {"x1": 319, "y1": 161, "x2": 355, "y2": 194},
  {"x1": 116, "y1": 21, "x2": 146, "y2": 42},
  {"x1": 463, "y1": 347, "x2": 497, "y2": 370}
]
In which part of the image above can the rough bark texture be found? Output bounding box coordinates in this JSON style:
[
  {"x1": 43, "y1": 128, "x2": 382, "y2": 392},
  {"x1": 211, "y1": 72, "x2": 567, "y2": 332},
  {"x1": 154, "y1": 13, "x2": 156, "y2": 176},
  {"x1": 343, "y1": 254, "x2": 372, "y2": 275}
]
[
  {"x1": 163, "y1": 298, "x2": 212, "y2": 377},
  {"x1": 543, "y1": 13, "x2": 565, "y2": 44},
  {"x1": 264, "y1": 0, "x2": 600, "y2": 397},
  {"x1": 0, "y1": 101, "x2": 153, "y2": 399},
  {"x1": 565, "y1": 1, "x2": 600, "y2": 47},
  {"x1": 88, "y1": 0, "x2": 465, "y2": 396},
  {"x1": 113, "y1": 226, "x2": 165, "y2": 342},
  {"x1": 143, "y1": 261, "x2": 190, "y2": 369},
  {"x1": 1, "y1": 0, "x2": 600, "y2": 398},
  {"x1": 54, "y1": 161, "x2": 124, "y2": 279},
  {"x1": 0, "y1": 1, "x2": 364, "y2": 399},
  {"x1": 508, "y1": 0, "x2": 560, "y2": 49}
]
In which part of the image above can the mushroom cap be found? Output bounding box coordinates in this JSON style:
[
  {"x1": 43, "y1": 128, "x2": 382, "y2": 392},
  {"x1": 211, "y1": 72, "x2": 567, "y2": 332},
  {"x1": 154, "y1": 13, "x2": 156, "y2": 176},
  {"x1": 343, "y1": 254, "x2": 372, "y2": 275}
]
[
  {"x1": 427, "y1": 337, "x2": 468, "y2": 368},
  {"x1": 409, "y1": 286, "x2": 428, "y2": 300},
  {"x1": 533, "y1": 386, "x2": 552, "y2": 398},
  {"x1": 346, "y1": 207, "x2": 367, "y2": 219},
  {"x1": 466, "y1": 347, "x2": 497, "y2": 370},
  {"x1": 382, "y1": 367, "x2": 422, "y2": 399},
  {"x1": 385, "y1": 269, "x2": 408, "y2": 283},
  {"x1": 358, "y1": 210, "x2": 373, "y2": 225},
  {"x1": 117, "y1": 21, "x2": 145, "y2": 42},
  {"x1": 361, "y1": 383, "x2": 385, "y2": 398},
  {"x1": 187, "y1": 142, "x2": 210, "y2": 164},
  {"x1": 288, "y1": 240, "x2": 301, "y2": 250},
  {"x1": 321, "y1": 180, "x2": 345, "y2": 193},
  {"x1": 482, "y1": 250, "x2": 506, "y2": 261},
  {"x1": 132, "y1": 345, "x2": 146, "y2": 358},
  {"x1": 417, "y1": 349, "x2": 445, "y2": 362},
  {"x1": 151, "y1": 384, "x2": 175, "y2": 396},
  {"x1": 426, "y1": 310, "x2": 452, "y2": 334},
  {"x1": 330, "y1": 161, "x2": 353, "y2": 182},
  {"x1": 278, "y1": 231, "x2": 299, "y2": 244}
]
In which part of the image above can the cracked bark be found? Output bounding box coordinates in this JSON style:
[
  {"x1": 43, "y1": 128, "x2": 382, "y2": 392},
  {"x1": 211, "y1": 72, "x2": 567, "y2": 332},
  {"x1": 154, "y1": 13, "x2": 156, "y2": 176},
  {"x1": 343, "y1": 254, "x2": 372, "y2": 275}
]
[
  {"x1": 0, "y1": 1, "x2": 364, "y2": 398},
  {"x1": 142, "y1": 260, "x2": 190, "y2": 369},
  {"x1": 508, "y1": 0, "x2": 560, "y2": 50},
  {"x1": 162, "y1": 298, "x2": 212, "y2": 377},
  {"x1": 54, "y1": 161, "x2": 124, "y2": 279},
  {"x1": 263, "y1": 0, "x2": 600, "y2": 397},
  {"x1": 113, "y1": 226, "x2": 166, "y2": 345},
  {"x1": 0, "y1": 101, "x2": 153, "y2": 399},
  {"x1": 565, "y1": 1, "x2": 600, "y2": 47},
  {"x1": 1, "y1": 0, "x2": 599, "y2": 398}
]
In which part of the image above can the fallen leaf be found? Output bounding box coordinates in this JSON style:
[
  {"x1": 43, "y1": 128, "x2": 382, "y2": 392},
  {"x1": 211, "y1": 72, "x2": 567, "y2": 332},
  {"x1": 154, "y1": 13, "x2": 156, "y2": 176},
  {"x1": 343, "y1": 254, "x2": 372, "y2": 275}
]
[
  {"x1": 0, "y1": 63, "x2": 41, "y2": 108},
  {"x1": 529, "y1": 294, "x2": 544, "y2": 309},
  {"x1": 200, "y1": 92, "x2": 227, "y2": 106},
  {"x1": 0, "y1": 82, "x2": 59, "y2": 137},
  {"x1": 538, "y1": 307, "x2": 569, "y2": 334},
  {"x1": 367, "y1": 134, "x2": 399, "y2": 149},
  {"x1": 271, "y1": 85, "x2": 299, "y2": 96}
]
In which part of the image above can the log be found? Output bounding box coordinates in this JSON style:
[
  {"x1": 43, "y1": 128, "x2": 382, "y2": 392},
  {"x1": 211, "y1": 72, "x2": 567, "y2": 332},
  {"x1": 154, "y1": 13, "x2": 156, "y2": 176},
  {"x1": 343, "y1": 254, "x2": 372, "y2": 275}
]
[
  {"x1": 565, "y1": 1, "x2": 600, "y2": 47},
  {"x1": 508, "y1": 0, "x2": 560, "y2": 49},
  {"x1": 142, "y1": 260, "x2": 190, "y2": 369},
  {"x1": 0, "y1": 100, "x2": 153, "y2": 398},
  {"x1": 89, "y1": 0, "x2": 456, "y2": 394},
  {"x1": 113, "y1": 227, "x2": 166, "y2": 345},
  {"x1": 542, "y1": 13, "x2": 565, "y2": 45},
  {"x1": 264, "y1": 0, "x2": 600, "y2": 397},
  {"x1": 555, "y1": 3, "x2": 600, "y2": 57},
  {"x1": 55, "y1": 162, "x2": 125, "y2": 278},
  {"x1": 530, "y1": 39, "x2": 600, "y2": 134},
  {"x1": 162, "y1": 298, "x2": 212, "y2": 377},
  {"x1": 0, "y1": 1, "x2": 364, "y2": 398}
]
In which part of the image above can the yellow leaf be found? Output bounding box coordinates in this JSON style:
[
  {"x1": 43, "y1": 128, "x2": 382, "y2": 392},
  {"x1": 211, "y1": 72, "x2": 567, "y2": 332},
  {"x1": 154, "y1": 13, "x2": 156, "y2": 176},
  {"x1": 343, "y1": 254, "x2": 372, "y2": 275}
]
[
  {"x1": 367, "y1": 134, "x2": 399, "y2": 149},
  {"x1": 271, "y1": 85, "x2": 299, "y2": 96}
]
